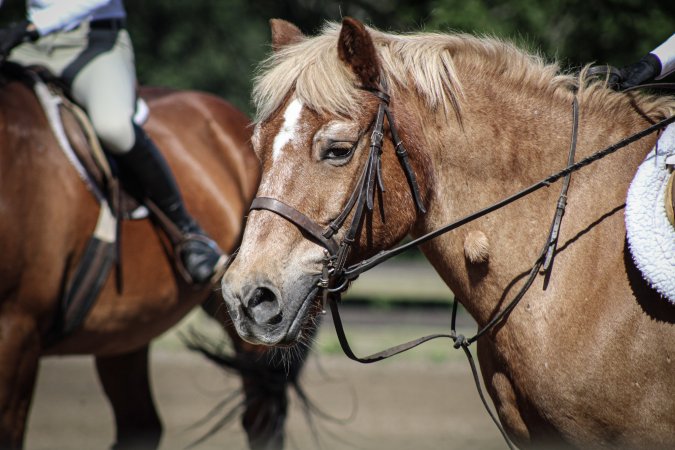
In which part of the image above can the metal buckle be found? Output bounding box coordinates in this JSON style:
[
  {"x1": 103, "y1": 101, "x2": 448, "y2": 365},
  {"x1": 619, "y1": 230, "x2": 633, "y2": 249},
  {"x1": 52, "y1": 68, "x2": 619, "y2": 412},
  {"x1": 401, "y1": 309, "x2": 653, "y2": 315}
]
[{"x1": 370, "y1": 129, "x2": 384, "y2": 146}]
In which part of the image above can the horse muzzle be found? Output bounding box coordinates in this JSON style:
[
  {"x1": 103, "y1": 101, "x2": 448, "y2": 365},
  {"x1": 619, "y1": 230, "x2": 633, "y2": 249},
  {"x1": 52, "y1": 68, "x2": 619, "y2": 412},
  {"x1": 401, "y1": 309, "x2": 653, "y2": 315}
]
[{"x1": 221, "y1": 273, "x2": 320, "y2": 346}]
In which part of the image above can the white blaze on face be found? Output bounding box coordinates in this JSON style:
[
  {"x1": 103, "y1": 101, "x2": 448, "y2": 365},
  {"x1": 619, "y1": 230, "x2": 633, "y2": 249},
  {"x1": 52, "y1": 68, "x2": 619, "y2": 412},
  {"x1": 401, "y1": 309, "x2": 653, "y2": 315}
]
[{"x1": 272, "y1": 98, "x2": 304, "y2": 161}]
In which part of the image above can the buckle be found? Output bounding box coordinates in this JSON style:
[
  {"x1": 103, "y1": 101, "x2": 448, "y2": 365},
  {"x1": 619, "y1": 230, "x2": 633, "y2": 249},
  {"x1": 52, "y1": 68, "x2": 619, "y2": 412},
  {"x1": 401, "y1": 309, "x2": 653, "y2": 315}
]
[{"x1": 370, "y1": 129, "x2": 384, "y2": 146}]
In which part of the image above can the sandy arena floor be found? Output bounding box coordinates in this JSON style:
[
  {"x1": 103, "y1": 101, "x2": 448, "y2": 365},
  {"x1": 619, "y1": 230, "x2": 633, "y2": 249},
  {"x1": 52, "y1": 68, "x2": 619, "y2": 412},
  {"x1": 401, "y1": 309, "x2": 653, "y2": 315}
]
[{"x1": 25, "y1": 306, "x2": 506, "y2": 450}]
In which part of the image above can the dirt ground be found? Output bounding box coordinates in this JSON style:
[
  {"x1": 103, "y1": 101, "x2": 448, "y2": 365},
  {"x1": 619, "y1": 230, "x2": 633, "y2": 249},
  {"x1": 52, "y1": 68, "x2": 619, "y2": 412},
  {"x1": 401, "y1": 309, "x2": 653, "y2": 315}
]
[{"x1": 25, "y1": 307, "x2": 506, "y2": 450}]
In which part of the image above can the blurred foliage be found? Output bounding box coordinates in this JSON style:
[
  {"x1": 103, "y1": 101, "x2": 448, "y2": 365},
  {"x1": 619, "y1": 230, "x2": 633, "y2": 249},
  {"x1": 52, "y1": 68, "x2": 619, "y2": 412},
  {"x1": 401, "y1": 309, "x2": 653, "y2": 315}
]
[
  {"x1": 2, "y1": 1, "x2": 675, "y2": 115},
  {"x1": 132, "y1": 0, "x2": 675, "y2": 115}
]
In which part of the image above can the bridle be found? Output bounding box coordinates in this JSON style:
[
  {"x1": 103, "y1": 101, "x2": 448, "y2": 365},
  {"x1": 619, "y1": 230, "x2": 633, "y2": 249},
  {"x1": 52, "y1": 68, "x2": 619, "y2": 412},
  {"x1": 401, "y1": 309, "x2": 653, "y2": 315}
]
[
  {"x1": 250, "y1": 77, "x2": 426, "y2": 298},
  {"x1": 248, "y1": 75, "x2": 675, "y2": 449}
]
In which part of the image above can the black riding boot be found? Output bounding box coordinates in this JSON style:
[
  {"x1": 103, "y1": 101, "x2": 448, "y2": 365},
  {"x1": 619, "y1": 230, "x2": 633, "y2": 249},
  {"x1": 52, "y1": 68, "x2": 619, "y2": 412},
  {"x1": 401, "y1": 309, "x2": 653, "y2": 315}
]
[{"x1": 117, "y1": 124, "x2": 224, "y2": 284}]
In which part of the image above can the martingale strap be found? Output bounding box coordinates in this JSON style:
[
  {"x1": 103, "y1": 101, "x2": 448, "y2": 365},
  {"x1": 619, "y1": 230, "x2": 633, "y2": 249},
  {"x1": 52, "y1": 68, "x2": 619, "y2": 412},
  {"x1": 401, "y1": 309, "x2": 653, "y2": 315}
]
[{"x1": 542, "y1": 97, "x2": 579, "y2": 273}]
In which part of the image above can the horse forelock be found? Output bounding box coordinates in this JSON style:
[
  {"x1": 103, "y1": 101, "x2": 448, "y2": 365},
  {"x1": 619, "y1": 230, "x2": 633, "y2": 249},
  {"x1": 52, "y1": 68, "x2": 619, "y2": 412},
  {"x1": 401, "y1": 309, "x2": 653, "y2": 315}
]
[
  {"x1": 253, "y1": 24, "x2": 358, "y2": 123},
  {"x1": 251, "y1": 23, "x2": 560, "y2": 124},
  {"x1": 254, "y1": 23, "x2": 675, "y2": 127}
]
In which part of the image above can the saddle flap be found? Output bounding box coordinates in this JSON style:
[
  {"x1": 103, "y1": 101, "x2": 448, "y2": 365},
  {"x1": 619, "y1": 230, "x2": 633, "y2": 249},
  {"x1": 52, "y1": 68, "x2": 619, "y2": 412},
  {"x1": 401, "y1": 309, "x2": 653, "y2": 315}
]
[
  {"x1": 59, "y1": 103, "x2": 106, "y2": 188},
  {"x1": 20, "y1": 65, "x2": 148, "y2": 220}
]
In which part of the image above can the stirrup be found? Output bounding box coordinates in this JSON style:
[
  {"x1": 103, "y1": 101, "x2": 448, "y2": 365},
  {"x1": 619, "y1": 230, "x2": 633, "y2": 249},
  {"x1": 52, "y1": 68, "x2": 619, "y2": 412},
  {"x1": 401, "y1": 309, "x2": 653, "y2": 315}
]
[{"x1": 174, "y1": 233, "x2": 227, "y2": 285}]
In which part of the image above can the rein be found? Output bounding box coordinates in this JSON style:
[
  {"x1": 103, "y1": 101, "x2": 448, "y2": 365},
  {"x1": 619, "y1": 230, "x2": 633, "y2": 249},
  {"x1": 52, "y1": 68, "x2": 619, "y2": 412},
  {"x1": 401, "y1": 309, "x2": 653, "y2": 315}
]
[{"x1": 250, "y1": 80, "x2": 675, "y2": 449}]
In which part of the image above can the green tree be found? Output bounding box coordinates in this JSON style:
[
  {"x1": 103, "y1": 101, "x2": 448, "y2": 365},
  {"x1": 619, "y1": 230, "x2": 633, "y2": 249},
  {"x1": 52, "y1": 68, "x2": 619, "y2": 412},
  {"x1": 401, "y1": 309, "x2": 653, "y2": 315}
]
[{"x1": 3, "y1": 1, "x2": 675, "y2": 115}]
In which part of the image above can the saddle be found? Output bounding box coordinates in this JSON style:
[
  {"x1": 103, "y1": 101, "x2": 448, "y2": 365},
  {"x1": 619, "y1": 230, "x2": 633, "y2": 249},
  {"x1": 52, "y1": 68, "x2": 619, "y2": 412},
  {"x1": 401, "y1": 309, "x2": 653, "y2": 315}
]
[
  {"x1": 625, "y1": 124, "x2": 675, "y2": 303},
  {"x1": 1, "y1": 63, "x2": 155, "y2": 344},
  {"x1": 587, "y1": 64, "x2": 675, "y2": 300}
]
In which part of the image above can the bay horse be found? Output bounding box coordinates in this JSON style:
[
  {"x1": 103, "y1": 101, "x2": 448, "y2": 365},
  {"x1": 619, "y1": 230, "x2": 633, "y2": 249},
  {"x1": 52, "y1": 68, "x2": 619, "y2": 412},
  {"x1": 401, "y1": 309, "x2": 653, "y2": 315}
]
[
  {"x1": 220, "y1": 17, "x2": 675, "y2": 449},
  {"x1": 0, "y1": 68, "x2": 302, "y2": 449}
]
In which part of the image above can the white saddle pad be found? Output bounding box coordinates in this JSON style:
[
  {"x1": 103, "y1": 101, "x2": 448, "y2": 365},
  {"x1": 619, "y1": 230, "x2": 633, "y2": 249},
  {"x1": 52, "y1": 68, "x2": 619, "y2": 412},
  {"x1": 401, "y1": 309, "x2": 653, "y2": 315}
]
[{"x1": 625, "y1": 124, "x2": 675, "y2": 303}]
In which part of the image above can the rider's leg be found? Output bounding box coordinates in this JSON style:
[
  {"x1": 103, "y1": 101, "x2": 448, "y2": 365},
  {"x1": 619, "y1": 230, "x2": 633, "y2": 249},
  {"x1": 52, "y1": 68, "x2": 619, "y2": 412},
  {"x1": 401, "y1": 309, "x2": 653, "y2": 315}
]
[
  {"x1": 115, "y1": 124, "x2": 225, "y2": 284},
  {"x1": 66, "y1": 28, "x2": 223, "y2": 284}
]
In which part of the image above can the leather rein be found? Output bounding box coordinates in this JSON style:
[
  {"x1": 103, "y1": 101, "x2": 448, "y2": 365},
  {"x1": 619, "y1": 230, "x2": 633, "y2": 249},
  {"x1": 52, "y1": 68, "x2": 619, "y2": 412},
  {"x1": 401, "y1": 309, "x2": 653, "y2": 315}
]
[{"x1": 249, "y1": 79, "x2": 675, "y2": 449}]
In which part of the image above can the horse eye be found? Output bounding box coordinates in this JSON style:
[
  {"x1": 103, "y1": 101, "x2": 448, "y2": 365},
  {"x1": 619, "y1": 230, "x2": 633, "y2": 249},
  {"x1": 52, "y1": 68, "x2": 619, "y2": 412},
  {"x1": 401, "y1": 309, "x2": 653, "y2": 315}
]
[{"x1": 323, "y1": 142, "x2": 356, "y2": 161}]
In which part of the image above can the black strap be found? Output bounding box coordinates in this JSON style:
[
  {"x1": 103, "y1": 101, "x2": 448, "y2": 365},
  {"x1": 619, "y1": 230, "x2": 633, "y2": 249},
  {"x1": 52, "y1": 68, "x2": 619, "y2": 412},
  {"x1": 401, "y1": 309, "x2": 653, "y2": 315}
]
[
  {"x1": 324, "y1": 162, "x2": 369, "y2": 239},
  {"x1": 250, "y1": 197, "x2": 339, "y2": 254},
  {"x1": 542, "y1": 97, "x2": 579, "y2": 272},
  {"x1": 328, "y1": 292, "x2": 516, "y2": 449},
  {"x1": 327, "y1": 294, "x2": 455, "y2": 363},
  {"x1": 385, "y1": 107, "x2": 427, "y2": 214},
  {"x1": 89, "y1": 18, "x2": 126, "y2": 30},
  {"x1": 622, "y1": 82, "x2": 675, "y2": 93},
  {"x1": 45, "y1": 237, "x2": 116, "y2": 346}
]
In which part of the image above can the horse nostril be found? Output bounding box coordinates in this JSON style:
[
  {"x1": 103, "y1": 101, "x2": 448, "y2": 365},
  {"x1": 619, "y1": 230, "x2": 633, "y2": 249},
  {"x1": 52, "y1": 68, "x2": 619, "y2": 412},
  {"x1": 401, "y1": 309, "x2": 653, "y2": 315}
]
[
  {"x1": 245, "y1": 287, "x2": 281, "y2": 325},
  {"x1": 268, "y1": 313, "x2": 282, "y2": 325},
  {"x1": 249, "y1": 287, "x2": 275, "y2": 309}
]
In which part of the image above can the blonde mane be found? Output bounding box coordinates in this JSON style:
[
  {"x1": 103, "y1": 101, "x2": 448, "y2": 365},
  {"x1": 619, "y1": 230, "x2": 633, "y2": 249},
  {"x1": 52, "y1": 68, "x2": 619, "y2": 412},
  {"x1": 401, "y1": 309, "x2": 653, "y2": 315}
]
[{"x1": 253, "y1": 22, "x2": 675, "y2": 124}]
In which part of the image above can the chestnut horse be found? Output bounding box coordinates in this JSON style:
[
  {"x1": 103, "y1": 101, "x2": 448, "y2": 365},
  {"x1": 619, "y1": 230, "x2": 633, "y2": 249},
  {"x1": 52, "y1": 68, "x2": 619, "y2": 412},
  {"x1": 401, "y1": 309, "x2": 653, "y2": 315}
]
[
  {"x1": 0, "y1": 69, "x2": 301, "y2": 449},
  {"x1": 221, "y1": 18, "x2": 675, "y2": 449}
]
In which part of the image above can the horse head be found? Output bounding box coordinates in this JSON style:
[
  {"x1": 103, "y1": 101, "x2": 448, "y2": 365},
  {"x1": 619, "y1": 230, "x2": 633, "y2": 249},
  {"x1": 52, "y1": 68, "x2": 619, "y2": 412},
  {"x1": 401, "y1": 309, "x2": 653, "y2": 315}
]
[{"x1": 221, "y1": 18, "x2": 430, "y2": 346}]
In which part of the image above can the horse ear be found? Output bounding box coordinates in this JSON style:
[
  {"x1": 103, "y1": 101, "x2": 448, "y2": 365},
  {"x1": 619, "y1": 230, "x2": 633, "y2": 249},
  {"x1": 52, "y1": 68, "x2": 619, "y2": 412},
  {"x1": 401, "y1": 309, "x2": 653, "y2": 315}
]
[
  {"x1": 337, "y1": 17, "x2": 380, "y2": 89},
  {"x1": 270, "y1": 19, "x2": 304, "y2": 51}
]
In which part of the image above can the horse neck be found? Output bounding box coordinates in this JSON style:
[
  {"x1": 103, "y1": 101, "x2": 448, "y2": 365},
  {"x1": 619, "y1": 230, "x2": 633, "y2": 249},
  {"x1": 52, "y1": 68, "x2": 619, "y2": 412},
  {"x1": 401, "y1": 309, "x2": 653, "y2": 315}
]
[{"x1": 405, "y1": 75, "x2": 660, "y2": 326}]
